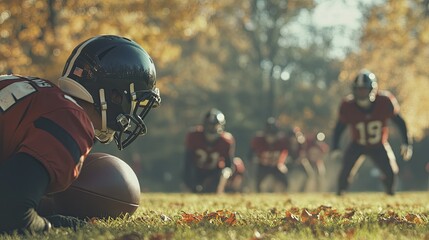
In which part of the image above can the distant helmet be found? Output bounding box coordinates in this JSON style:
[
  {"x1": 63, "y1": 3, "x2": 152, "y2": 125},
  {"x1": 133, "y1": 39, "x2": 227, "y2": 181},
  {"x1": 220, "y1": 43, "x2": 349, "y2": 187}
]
[
  {"x1": 264, "y1": 117, "x2": 279, "y2": 135},
  {"x1": 264, "y1": 117, "x2": 280, "y2": 144},
  {"x1": 58, "y1": 35, "x2": 161, "y2": 150},
  {"x1": 203, "y1": 108, "x2": 226, "y2": 142},
  {"x1": 352, "y1": 69, "x2": 378, "y2": 108}
]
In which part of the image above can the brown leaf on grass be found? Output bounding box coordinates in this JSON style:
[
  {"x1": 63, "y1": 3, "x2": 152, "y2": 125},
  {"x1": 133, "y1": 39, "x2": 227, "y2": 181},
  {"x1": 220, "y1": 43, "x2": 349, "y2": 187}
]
[
  {"x1": 317, "y1": 205, "x2": 332, "y2": 211},
  {"x1": 323, "y1": 208, "x2": 341, "y2": 219},
  {"x1": 301, "y1": 209, "x2": 320, "y2": 225},
  {"x1": 283, "y1": 210, "x2": 300, "y2": 224},
  {"x1": 378, "y1": 216, "x2": 400, "y2": 225},
  {"x1": 343, "y1": 210, "x2": 356, "y2": 219},
  {"x1": 225, "y1": 212, "x2": 237, "y2": 225},
  {"x1": 377, "y1": 211, "x2": 423, "y2": 225},
  {"x1": 179, "y1": 210, "x2": 237, "y2": 226},
  {"x1": 405, "y1": 213, "x2": 423, "y2": 224},
  {"x1": 180, "y1": 211, "x2": 203, "y2": 224},
  {"x1": 88, "y1": 217, "x2": 99, "y2": 225},
  {"x1": 387, "y1": 210, "x2": 398, "y2": 217},
  {"x1": 300, "y1": 209, "x2": 311, "y2": 223}
]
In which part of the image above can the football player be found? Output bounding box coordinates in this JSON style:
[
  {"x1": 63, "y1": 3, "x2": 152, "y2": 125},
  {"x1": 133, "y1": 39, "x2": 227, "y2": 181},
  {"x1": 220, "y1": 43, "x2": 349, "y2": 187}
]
[
  {"x1": 331, "y1": 69, "x2": 412, "y2": 196},
  {"x1": 0, "y1": 35, "x2": 161, "y2": 234},
  {"x1": 183, "y1": 108, "x2": 235, "y2": 193},
  {"x1": 250, "y1": 117, "x2": 289, "y2": 192},
  {"x1": 298, "y1": 132, "x2": 329, "y2": 192}
]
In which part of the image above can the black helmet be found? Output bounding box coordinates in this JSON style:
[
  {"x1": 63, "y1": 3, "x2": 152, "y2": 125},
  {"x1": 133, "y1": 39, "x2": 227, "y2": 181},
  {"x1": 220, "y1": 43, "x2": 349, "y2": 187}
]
[
  {"x1": 264, "y1": 117, "x2": 279, "y2": 135},
  {"x1": 58, "y1": 35, "x2": 161, "y2": 150},
  {"x1": 202, "y1": 108, "x2": 226, "y2": 142},
  {"x1": 352, "y1": 69, "x2": 378, "y2": 107}
]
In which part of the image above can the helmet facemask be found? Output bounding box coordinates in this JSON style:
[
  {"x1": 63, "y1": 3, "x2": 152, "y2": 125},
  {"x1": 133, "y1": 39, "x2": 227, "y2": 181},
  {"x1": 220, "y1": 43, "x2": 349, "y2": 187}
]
[
  {"x1": 352, "y1": 70, "x2": 378, "y2": 108},
  {"x1": 203, "y1": 109, "x2": 226, "y2": 143},
  {"x1": 97, "y1": 83, "x2": 161, "y2": 150}
]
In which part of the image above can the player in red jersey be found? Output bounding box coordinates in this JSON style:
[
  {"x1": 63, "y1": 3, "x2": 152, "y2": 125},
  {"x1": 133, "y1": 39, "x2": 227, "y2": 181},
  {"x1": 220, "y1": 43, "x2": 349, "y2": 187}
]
[
  {"x1": 250, "y1": 117, "x2": 289, "y2": 192},
  {"x1": 331, "y1": 70, "x2": 412, "y2": 196},
  {"x1": 299, "y1": 132, "x2": 329, "y2": 192},
  {"x1": 0, "y1": 35, "x2": 161, "y2": 234},
  {"x1": 183, "y1": 108, "x2": 235, "y2": 193}
]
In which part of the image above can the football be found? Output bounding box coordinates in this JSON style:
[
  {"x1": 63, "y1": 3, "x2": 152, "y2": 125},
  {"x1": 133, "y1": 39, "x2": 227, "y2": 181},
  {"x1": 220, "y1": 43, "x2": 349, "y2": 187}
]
[{"x1": 40, "y1": 152, "x2": 141, "y2": 219}]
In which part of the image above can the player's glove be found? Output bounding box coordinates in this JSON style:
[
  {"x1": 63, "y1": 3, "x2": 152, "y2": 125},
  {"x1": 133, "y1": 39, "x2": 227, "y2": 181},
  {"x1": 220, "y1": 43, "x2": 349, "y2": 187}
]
[
  {"x1": 277, "y1": 163, "x2": 288, "y2": 174},
  {"x1": 400, "y1": 144, "x2": 413, "y2": 161},
  {"x1": 45, "y1": 215, "x2": 87, "y2": 231},
  {"x1": 221, "y1": 167, "x2": 233, "y2": 179}
]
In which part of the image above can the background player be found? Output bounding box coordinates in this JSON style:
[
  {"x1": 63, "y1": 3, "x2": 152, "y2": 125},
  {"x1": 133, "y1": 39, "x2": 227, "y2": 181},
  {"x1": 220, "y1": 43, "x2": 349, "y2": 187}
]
[
  {"x1": 331, "y1": 69, "x2": 412, "y2": 196},
  {"x1": 183, "y1": 108, "x2": 235, "y2": 193},
  {"x1": 298, "y1": 132, "x2": 329, "y2": 192},
  {"x1": 0, "y1": 35, "x2": 161, "y2": 234},
  {"x1": 249, "y1": 117, "x2": 289, "y2": 192}
]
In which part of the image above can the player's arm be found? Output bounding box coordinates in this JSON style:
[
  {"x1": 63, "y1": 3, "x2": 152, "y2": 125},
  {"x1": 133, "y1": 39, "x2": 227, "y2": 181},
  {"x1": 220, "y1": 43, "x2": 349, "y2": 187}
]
[
  {"x1": 224, "y1": 135, "x2": 236, "y2": 169},
  {"x1": 332, "y1": 121, "x2": 347, "y2": 150},
  {"x1": 222, "y1": 139, "x2": 235, "y2": 177},
  {"x1": 276, "y1": 149, "x2": 289, "y2": 174},
  {"x1": 391, "y1": 114, "x2": 411, "y2": 145},
  {"x1": 216, "y1": 137, "x2": 236, "y2": 193},
  {"x1": 278, "y1": 139, "x2": 289, "y2": 165},
  {"x1": 391, "y1": 114, "x2": 413, "y2": 160}
]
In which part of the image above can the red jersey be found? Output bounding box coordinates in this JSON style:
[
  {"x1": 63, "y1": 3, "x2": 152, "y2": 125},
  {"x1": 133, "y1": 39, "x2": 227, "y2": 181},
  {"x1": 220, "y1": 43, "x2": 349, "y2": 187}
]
[
  {"x1": 250, "y1": 132, "x2": 289, "y2": 166},
  {"x1": 0, "y1": 75, "x2": 94, "y2": 193},
  {"x1": 338, "y1": 90, "x2": 400, "y2": 147},
  {"x1": 302, "y1": 138, "x2": 329, "y2": 164},
  {"x1": 185, "y1": 125, "x2": 235, "y2": 170}
]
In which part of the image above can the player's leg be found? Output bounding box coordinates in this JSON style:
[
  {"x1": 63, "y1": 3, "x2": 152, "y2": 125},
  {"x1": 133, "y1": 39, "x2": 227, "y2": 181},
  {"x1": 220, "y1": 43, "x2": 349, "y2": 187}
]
[
  {"x1": 300, "y1": 158, "x2": 315, "y2": 192},
  {"x1": 272, "y1": 167, "x2": 288, "y2": 192},
  {"x1": 368, "y1": 143, "x2": 398, "y2": 195},
  {"x1": 316, "y1": 159, "x2": 327, "y2": 192},
  {"x1": 256, "y1": 165, "x2": 267, "y2": 192},
  {"x1": 201, "y1": 169, "x2": 223, "y2": 193},
  {"x1": 0, "y1": 152, "x2": 50, "y2": 234},
  {"x1": 337, "y1": 143, "x2": 363, "y2": 195}
]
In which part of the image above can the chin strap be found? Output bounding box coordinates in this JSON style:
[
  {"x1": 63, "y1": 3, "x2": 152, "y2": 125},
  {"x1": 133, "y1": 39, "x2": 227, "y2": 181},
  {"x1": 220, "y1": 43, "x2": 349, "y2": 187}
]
[
  {"x1": 94, "y1": 88, "x2": 115, "y2": 144},
  {"x1": 100, "y1": 88, "x2": 107, "y2": 132},
  {"x1": 129, "y1": 83, "x2": 136, "y2": 114}
]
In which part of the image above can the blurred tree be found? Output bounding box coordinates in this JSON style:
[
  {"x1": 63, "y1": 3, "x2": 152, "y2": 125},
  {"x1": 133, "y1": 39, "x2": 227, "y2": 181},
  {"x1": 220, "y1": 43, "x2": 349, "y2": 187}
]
[
  {"x1": 2, "y1": 0, "x2": 398, "y2": 192},
  {"x1": 240, "y1": 0, "x2": 316, "y2": 118},
  {"x1": 340, "y1": 0, "x2": 429, "y2": 140},
  {"x1": 0, "y1": 0, "x2": 222, "y2": 81}
]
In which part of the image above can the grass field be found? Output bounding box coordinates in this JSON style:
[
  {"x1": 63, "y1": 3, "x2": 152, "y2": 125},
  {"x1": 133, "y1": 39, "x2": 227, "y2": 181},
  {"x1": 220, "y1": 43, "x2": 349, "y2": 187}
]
[{"x1": 2, "y1": 192, "x2": 429, "y2": 240}]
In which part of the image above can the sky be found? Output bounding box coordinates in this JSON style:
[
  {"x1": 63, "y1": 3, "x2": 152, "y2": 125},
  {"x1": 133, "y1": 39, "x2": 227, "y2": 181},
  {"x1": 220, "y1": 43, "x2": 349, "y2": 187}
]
[
  {"x1": 308, "y1": 0, "x2": 384, "y2": 59},
  {"x1": 313, "y1": 0, "x2": 365, "y2": 29}
]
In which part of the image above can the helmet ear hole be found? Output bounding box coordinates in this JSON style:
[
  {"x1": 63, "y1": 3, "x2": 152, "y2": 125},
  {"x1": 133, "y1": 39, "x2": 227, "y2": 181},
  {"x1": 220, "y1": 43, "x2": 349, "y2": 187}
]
[{"x1": 110, "y1": 89, "x2": 123, "y2": 105}]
